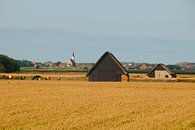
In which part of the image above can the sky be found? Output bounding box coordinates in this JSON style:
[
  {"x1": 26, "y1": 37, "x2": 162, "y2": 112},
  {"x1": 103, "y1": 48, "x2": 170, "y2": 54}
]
[{"x1": 0, "y1": 0, "x2": 195, "y2": 64}]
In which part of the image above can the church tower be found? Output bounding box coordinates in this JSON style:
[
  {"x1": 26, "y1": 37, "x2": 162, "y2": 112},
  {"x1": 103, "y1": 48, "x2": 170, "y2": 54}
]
[{"x1": 67, "y1": 52, "x2": 76, "y2": 67}]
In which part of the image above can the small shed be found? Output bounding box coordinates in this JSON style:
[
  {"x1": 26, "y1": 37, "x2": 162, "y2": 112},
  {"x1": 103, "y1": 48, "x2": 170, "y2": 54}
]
[
  {"x1": 148, "y1": 64, "x2": 177, "y2": 78},
  {"x1": 86, "y1": 51, "x2": 129, "y2": 82}
]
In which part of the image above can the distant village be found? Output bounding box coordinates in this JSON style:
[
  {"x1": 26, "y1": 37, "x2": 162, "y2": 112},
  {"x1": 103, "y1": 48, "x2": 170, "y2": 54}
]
[
  {"x1": 17, "y1": 52, "x2": 195, "y2": 71},
  {"x1": 1, "y1": 52, "x2": 195, "y2": 81}
]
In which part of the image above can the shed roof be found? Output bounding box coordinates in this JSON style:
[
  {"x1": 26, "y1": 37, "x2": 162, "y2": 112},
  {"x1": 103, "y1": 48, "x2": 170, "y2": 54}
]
[{"x1": 86, "y1": 51, "x2": 129, "y2": 77}]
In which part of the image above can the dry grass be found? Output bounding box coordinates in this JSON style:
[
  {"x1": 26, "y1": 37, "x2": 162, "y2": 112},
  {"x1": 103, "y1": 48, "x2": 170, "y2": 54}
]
[
  {"x1": 0, "y1": 72, "x2": 86, "y2": 78},
  {"x1": 1, "y1": 73, "x2": 195, "y2": 83},
  {"x1": 0, "y1": 80, "x2": 195, "y2": 130},
  {"x1": 130, "y1": 74, "x2": 195, "y2": 83},
  {"x1": 0, "y1": 73, "x2": 86, "y2": 81}
]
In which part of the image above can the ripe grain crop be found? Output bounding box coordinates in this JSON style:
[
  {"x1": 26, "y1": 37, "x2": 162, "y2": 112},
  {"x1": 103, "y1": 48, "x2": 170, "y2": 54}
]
[{"x1": 0, "y1": 81, "x2": 194, "y2": 130}]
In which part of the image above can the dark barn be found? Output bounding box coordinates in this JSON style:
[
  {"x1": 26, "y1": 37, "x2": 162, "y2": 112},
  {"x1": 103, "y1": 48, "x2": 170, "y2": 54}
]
[
  {"x1": 148, "y1": 64, "x2": 177, "y2": 78},
  {"x1": 86, "y1": 51, "x2": 129, "y2": 82}
]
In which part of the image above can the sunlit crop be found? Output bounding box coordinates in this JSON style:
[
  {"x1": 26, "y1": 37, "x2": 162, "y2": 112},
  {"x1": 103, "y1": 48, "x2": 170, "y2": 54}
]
[{"x1": 0, "y1": 80, "x2": 195, "y2": 129}]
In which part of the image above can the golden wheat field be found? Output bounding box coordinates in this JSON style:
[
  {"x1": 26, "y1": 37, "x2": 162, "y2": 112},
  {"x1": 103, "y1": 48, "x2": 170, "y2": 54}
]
[{"x1": 0, "y1": 80, "x2": 195, "y2": 130}]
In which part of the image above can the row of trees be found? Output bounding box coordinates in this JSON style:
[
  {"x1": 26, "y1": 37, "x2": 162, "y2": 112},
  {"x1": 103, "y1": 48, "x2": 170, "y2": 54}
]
[
  {"x1": 0, "y1": 54, "x2": 20, "y2": 73},
  {"x1": 16, "y1": 60, "x2": 34, "y2": 67}
]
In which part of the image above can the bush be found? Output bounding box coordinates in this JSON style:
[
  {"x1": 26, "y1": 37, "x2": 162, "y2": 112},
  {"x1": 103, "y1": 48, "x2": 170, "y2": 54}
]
[{"x1": 0, "y1": 54, "x2": 20, "y2": 73}]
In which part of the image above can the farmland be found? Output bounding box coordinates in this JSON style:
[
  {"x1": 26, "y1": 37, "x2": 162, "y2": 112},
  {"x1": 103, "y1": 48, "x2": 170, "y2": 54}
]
[
  {"x1": 0, "y1": 80, "x2": 195, "y2": 129},
  {"x1": 1, "y1": 73, "x2": 195, "y2": 83}
]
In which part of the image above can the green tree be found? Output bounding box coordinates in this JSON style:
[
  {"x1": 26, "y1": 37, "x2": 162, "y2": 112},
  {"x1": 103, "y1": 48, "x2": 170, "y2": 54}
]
[
  {"x1": 0, "y1": 54, "x2": 20, "y2": 73},
  {"x1": 17, "y1": 60, "x2": 34, "y2": 67},
  {"x1": 0, "y1": 63, "x2": 5, "y2": 72},
  {"x1": 167, "y1": 65, "x2": 182, "y2": 70},
  {"x1": 54, "y1": 61, "x2": 62, "y2": 67}
]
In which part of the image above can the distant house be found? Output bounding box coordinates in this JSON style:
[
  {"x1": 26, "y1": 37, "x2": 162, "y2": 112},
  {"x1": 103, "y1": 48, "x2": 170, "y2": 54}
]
[
  {"x1": 148, "y1": 64, "x2": 177, "y2": 78},
  {"x1": 139, "y1": 64, "x2": 148, "y2": 70},
  {"x1": 34, "y1": 64, "x2": 40, "y2": 69},
  {"x1": 58, "y1": 63, "x2": 66, "y2": 68},
  {"x1": 44, "y1": 61, "x2": 53, "y2": 67},
  {"x1": 86, "y1": 51, "x2": 129, "y2": 82}
]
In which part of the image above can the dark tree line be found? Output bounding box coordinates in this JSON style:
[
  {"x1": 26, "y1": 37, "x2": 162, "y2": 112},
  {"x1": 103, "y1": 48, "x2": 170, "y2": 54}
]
[
  {"x1": 0, "y1": 54, "x2": 20, "y2": 73},
  {"x1": 167, "y1": 65, "x2": 182, "y2": 70},
  {"x1": 16, "y1": 60, "x2": 34, "y2": 67}
]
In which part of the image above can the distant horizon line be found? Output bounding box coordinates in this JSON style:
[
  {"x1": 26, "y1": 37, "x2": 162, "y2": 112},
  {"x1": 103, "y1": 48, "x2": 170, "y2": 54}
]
[
  {"x1": 19, "y1": 59, "x2": 195, "y2": 65},
  {"x1": 1, "y1": 53, "x2": 194, "y2": 65}
]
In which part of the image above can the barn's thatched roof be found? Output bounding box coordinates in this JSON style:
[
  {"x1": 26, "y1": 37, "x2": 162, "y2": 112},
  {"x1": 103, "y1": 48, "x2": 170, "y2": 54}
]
[
  {"x1": 148, "y1": 63, "x2": 175, "y2": 75},
  {"x1": 86, "y1": 51, "x2": 129, "y2": 77}
]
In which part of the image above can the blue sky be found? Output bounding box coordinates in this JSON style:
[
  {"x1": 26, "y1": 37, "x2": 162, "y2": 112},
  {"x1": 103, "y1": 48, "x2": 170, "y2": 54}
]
[{"x1": 0, "y1": 0, "x2": 195, "y2": 64}]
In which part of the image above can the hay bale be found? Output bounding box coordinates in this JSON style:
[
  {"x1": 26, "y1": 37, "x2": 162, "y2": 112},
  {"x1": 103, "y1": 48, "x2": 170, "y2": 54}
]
[
  {"x1": 32, "y1": 75, "x2": 42, "y2": 80},
  {"x1": 45, "y1": 76, "x2": 51, "y2": 80}
]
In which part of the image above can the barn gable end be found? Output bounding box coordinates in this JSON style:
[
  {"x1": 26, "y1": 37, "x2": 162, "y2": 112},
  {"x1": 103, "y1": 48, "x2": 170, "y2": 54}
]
[
  {"x1": 86, "y1": 51, "x2": 129, "y2": 82},
  {"x1": 148, "y1": 64, "x2": 177, "y2": 78}
]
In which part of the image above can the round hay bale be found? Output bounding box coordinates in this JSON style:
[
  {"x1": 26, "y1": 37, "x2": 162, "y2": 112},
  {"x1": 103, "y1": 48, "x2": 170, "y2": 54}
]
[
  {"x1": 2, "y1": 75, "x2": 6, "y2": 79},
  {"x1": 45, "y1": 76, "x2": 51, "y2": 80},
  {"x1": 20, "y1": 76, "x2": 25, "y2": 80},
  {"x1": 8, "y1": 75, "x2": 12, "y2": 79},
  {"x1": 32, "y1": 75, "x2": 42, "y2": 80}
]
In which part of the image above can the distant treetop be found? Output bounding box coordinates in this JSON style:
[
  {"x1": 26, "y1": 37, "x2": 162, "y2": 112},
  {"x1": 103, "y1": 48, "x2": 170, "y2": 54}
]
[{"x1": 0, "y1": 54, "x2": 20, "y2": 73}]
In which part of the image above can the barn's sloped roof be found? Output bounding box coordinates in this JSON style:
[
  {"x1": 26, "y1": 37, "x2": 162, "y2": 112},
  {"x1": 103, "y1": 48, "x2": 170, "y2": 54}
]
[
  {"x1": 86, "y1": 51, "x2": 129, "y2": 77},
  {"x1": 148, "y1": 63, "x2": 175, "y2": 75}
]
